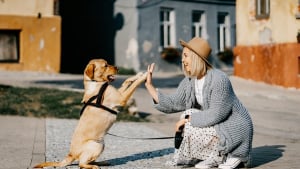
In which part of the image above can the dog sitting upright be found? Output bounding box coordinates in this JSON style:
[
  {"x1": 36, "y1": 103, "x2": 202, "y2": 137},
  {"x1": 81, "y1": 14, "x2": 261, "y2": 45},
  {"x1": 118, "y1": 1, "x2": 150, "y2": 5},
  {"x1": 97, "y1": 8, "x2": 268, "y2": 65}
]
[{"x1": 34, "y1": 59, "x2": 147, "y2": 169}]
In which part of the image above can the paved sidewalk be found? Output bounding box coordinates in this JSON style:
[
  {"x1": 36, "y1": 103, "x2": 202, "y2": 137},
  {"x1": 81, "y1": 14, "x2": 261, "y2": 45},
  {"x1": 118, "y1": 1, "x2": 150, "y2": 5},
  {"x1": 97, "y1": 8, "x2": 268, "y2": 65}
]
[
  {"x1": 0, "y1": 116, "x2": 45, "y2": 169},
  {"x1": 0, "y1": 70, "x2": 300, "y2": 169}
]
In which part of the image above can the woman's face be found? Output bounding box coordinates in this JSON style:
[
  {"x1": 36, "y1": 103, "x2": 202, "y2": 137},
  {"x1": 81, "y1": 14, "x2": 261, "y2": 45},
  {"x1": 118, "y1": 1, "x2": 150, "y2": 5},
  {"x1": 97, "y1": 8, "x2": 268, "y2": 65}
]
[{"x1": 182, "y1": 47, "x2": 192, "y2": 72}]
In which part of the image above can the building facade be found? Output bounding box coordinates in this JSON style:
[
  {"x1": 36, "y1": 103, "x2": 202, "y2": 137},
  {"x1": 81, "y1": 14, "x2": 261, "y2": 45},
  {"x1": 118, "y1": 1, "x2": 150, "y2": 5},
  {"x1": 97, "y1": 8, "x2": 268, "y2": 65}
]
[
  {"x1": 114, "y1": 0, "x2": 236, "y2": 73},
  {"x1": 0, "y1": 0, "x2": 236, "y2": 74},
  {"x1": 0, "y1": 0, "x2": 61, "y2": 73},
  {"x1": 234, "y1": 0, "x2": 300, "y2": 88}
]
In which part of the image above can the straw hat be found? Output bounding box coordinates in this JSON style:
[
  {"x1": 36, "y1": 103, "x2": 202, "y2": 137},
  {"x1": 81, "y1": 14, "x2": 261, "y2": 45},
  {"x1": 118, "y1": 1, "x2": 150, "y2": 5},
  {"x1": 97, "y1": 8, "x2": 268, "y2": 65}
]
[{"x1": 179, "y1": 37, "x2": 212, "y2": 67}]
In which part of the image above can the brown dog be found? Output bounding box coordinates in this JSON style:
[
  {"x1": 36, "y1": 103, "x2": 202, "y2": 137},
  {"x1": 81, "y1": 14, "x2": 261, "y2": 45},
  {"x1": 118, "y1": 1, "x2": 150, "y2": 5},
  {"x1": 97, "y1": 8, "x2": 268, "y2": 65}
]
[{"x1": 34, "y1": 59, "x2": 147, "y2": 169}]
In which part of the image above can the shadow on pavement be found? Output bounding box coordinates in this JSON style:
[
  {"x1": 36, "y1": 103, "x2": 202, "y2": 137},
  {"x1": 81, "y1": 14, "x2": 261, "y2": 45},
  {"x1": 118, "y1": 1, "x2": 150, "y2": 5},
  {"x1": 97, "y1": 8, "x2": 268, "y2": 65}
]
[
  {"x1": 96, "y1": 147, "x2": 174, "y2": 166},
  {"x1": 251, "y1": 145, "x2": 285, "y2": 167}
]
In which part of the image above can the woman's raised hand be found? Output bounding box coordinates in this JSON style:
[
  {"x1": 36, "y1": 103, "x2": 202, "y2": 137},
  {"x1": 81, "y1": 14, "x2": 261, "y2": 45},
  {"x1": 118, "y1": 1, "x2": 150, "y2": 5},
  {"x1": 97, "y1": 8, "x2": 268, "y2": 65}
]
[
  {"x1": 146, "y1": 63, "x2": 155, "y2": 86},
  {"x1": 145, "y1": 63, "x2": 159, "y2": 103}
]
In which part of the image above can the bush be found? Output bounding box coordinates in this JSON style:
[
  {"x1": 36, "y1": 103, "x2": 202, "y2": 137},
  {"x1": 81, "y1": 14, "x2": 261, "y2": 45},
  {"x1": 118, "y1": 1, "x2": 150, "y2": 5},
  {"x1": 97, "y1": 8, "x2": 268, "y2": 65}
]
[
  {"x1": 118, "y1": 67, "x2": 136, "y2": 75},
  {"x1": 217, "y1": 48, "x2": 234, "y2": 65},
  {"x1": 160, "y1": 47, "x2": 181, "y2": 62}
]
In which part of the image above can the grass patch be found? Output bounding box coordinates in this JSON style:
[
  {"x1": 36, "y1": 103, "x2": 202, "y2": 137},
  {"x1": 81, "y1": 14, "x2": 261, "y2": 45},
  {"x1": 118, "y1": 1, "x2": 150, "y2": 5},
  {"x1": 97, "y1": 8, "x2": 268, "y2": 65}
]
[{"x1": 0, "y1": 84, "x2": 148, "y2": 122}]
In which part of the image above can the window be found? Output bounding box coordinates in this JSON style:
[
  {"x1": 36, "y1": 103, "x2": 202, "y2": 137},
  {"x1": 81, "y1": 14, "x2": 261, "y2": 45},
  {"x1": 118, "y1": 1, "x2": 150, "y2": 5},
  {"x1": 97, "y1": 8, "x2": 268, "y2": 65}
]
[
  {"x1": 296, "y1": 0, "x2": 300, "y2": 19},
  {"x1": 54, "y1": 0, "x2": 60, "y2": 15},
  {"x1": 0, "y1": 30, "x2": 20, "y2": 62},
  {"x1": 256, "y1": 0, "x2": 270, "y2": 19},
  {"x1": 217, "y1": 12, "x2": 231, "y2": 52},
  {"x1": 160, "y1": 8, "x2": 175, "y2": 48},
  {"x1": 192, "y1": 11, "x2": 207, "y2": 39}
]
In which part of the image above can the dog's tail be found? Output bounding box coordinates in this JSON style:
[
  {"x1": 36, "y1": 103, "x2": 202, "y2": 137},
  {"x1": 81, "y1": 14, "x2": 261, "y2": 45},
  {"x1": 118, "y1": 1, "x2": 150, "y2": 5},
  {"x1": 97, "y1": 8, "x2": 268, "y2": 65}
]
[{"x1": 33, "y1": 154, "x2": 75, "y2": 168}]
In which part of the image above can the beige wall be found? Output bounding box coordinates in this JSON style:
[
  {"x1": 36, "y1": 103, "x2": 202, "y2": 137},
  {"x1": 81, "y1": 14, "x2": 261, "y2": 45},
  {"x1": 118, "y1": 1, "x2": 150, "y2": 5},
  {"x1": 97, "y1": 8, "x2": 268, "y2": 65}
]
[
  {"x1": 236, "y1": 0, "x2": 300, "y2": 45},
  {"x1": 234, "y1": 0, "x2": 300, "y2": 89},
  {"x1": 0, "y1": 0, "x2": 54, "y2": 16}
]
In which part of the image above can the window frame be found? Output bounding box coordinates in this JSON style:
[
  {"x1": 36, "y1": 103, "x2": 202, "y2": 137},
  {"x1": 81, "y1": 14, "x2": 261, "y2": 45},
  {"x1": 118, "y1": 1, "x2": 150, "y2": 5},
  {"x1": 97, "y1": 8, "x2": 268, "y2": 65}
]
[
  {"x1": 217, "y1": 12, "x2": 231, "y2": 52},
  {"x1": 0, "y1": 30, "x2": 20, "y2": 63},
  {"x1": 192, "y1": 10, "x2": 207, "y2": 39},
  {"x1": 296, "y1": 0, "x2": 300, "y2": 19},
  {"x1": 160, "y1": 7, "x2": 176, "y2": 48},
  {"x1": 255, "y1": 0, "x2": 270, "y2": 19}
]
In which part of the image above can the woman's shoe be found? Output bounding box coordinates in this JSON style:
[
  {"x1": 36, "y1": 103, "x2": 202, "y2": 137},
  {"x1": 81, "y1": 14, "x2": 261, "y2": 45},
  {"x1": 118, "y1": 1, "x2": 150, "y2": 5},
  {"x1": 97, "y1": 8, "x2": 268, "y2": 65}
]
[
  {"x1": 195, "y1": 158, "x2": 218, "y2": 169},
  {"x1": 218, "y1": 157, "x2": 241, "y2": 169}
]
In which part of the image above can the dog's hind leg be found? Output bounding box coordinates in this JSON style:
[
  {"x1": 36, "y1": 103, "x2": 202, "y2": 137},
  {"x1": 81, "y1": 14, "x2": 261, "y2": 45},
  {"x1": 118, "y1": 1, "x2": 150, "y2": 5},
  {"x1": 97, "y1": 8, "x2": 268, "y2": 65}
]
[
  {"x1": 33, "y1": 154, "x2": 75, "y2": 168},
  {"x1": 79, "y1": 155, "x2": 100, "y2": 169},
  {"x1": 60, "y1": 154, "x2": 76, "y2": 166},
  {"x1": 78, "y1": 141, "x2": 103, "y2": 169},
  {"x1": 79, "y1": 163, "x2": 100, "y2": 169}
]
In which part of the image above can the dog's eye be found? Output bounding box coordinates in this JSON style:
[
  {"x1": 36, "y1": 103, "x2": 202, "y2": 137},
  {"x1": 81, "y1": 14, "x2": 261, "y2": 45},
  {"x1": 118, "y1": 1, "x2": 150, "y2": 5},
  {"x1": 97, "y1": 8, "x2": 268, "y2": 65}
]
[{"x1": 104, "y1": 64, "x2": 108, "y2": 67}]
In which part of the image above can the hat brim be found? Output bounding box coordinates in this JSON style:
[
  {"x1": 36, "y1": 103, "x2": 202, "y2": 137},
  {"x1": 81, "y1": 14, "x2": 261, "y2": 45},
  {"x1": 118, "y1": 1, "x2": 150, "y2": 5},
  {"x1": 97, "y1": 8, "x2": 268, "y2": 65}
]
[{"x1": 179, "y1": 39, "x2": 212, "y2": 67}]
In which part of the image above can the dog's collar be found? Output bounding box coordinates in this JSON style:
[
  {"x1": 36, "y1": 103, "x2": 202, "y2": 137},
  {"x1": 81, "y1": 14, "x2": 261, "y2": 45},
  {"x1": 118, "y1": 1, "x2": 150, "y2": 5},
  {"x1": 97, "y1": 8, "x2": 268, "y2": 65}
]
[{"x1": 80, "y1": 82, "x2": 118, "y2": 116}]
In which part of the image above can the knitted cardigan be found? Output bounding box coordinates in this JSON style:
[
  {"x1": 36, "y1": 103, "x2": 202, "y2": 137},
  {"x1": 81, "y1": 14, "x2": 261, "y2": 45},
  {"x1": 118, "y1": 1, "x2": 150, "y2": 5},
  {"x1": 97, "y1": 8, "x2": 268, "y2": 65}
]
[{"x1": 154, "y1": 69, "x2": 253, "y2": 166}]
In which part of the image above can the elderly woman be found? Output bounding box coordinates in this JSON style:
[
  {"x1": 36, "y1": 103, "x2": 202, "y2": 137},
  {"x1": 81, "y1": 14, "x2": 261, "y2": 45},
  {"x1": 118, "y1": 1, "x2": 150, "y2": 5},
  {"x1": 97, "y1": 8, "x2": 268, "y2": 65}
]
[{"x1": 145, "y1": 37, "x2": 253, "y2": 169}]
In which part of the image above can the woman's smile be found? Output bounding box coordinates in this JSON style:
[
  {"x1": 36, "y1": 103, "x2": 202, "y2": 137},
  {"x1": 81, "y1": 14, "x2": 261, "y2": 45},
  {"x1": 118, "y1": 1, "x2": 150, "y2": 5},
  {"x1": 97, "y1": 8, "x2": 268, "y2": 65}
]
[
  {"x1": 183, "y1": 62, "x2": 190, "y2": 71},
  {"x1": 182, "y1": 47, "x2": 192, "y2": 72}
]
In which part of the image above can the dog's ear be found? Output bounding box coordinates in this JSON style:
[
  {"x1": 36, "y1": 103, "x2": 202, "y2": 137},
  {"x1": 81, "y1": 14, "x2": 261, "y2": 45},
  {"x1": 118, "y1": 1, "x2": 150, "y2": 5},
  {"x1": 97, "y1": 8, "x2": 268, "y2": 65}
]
[{"x1": 85, "y1": 63, "x2": 95, "y2": 80}]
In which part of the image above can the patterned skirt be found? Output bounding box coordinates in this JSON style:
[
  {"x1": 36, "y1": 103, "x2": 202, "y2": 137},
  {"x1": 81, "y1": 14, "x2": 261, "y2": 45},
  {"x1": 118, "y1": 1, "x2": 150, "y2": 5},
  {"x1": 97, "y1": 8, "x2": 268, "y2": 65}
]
[{"x1": 169, "y1": 110, "x2": 224, "y2": 165}]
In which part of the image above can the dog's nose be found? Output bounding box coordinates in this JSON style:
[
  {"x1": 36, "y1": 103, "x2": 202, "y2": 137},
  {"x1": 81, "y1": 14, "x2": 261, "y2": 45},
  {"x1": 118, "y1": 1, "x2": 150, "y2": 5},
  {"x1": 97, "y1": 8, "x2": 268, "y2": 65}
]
[{"x1": 115, "y1": 66, "x2": 119, "y2": 72}]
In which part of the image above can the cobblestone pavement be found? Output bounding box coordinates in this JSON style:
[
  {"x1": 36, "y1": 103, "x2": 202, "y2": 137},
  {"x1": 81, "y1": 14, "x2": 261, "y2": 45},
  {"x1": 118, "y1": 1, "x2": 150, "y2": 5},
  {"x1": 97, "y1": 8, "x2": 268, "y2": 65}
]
[
  {"x1": 45, "y1": 119, "x2": 175, "y2": 169},
  {"x1": 0, "y1": 70, "x2": 300, "y2": 169}
]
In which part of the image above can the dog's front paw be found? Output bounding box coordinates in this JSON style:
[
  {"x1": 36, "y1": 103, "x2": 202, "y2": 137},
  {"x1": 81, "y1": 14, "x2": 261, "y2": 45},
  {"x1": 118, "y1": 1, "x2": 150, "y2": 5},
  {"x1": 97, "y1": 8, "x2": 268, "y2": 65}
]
[
  {"x1": 134, "y1": 72, "x2": 147, "y2": 81},
  {"x1": 136, "y1": 72, "x2": 144, "y2": 76},
  {"x1": 141, "y1": 72, "x2": 148, "y2": 79}
]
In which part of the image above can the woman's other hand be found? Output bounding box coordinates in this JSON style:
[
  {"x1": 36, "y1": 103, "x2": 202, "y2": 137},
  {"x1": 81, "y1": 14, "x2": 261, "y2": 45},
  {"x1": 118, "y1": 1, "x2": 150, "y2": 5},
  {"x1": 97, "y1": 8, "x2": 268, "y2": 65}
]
[{"x1": 175, "y1": 118, "x2": 188, "y2": 132}]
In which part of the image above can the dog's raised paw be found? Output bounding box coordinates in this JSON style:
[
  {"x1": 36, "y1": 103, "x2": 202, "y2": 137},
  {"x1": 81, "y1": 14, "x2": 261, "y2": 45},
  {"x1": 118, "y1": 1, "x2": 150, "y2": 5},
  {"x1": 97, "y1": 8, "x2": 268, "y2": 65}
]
[
  {"x1": 136, "y1": 72, "x2": 144, "y2": 76},
  {"x1": 142, "y1": 72, "x2": 148, "y2": 78}
]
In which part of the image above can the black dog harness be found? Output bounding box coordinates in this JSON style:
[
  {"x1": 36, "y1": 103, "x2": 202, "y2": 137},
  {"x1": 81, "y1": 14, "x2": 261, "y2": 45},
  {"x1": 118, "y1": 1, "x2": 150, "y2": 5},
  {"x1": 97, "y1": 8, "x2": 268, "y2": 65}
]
[{"x1": 80, "y1": 82, "x2": 118, "y2": 116}]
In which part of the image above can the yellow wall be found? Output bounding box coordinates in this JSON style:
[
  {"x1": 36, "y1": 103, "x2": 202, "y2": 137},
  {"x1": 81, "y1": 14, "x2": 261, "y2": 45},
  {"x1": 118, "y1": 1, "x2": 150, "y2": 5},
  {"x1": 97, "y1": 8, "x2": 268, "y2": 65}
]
[
  {"x1": 0, "y1": 15, "x2": 61, "y2": 73},
  {"x1": 0, "y1": 0, "x2": 61, "y2": 73},
  {"x1": 236, "y1": 0, "x2": 300, "y2": 45},
  {"x1": 234, "y1": 0, "x2": 300, "y2": 89}
]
